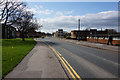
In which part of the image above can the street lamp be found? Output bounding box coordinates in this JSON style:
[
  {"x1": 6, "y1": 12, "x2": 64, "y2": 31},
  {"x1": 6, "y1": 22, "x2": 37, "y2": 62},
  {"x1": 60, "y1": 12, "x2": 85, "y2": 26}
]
[{"x1": 78, "y1": 19, "x2": 80, "y2": 31}]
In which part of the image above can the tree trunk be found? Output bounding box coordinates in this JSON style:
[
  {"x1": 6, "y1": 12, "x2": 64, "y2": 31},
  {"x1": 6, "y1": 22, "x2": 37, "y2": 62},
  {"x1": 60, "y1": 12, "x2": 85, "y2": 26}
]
[
  {"x1": 21, "y1": 32, "x2": 25, "y2": 41},
  {"x1": 22, "y1": 37, "x2": 25, "y2": 41}
]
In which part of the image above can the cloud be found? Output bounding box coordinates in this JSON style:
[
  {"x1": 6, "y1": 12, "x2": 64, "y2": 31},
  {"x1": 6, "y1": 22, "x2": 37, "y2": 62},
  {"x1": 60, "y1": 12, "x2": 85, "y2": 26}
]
[
  {"x1": 38, "y1": 9, "x2": 54, "y2": 15},
  {"x1": 26, "y1": 5, "x2": 53, "y2": 15},
  {"x1": 55, "y1": 11, "x2": 64, "y2": 16},
  {"x1": 27, "y1": 8, "x2": 54, "y2": 15},
  {"x1": 38, "y1": 11, "x2": 118, "y2": 33},
  {"x1": 65, "y1": 10, "x2": 74, "y2": 14},
  {"x1": 81, "y1": 11, "x2": 118, "y2": 26},
  {"x1": 26, "y1": 8, "x2": 37, "y2": 13},
  {"x1": 34, "y1": 5, "x2": 43, "y2": 9}
]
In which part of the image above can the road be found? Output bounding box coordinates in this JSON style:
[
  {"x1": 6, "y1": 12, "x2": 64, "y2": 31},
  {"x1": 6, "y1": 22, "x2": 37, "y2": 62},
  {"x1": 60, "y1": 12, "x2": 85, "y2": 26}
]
[{"x1": 41, "y1": 37, "x2": 119, "y2": 78}]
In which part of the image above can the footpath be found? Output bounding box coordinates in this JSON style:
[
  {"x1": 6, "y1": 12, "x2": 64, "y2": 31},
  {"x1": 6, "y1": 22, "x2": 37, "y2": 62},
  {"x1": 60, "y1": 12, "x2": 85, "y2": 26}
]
[
  {"x1": 4, "y1": 39, "x2": 67, "y2": 79},
  {"x1": 62, "y1": 39, "x2": 119, "y2": 53}
]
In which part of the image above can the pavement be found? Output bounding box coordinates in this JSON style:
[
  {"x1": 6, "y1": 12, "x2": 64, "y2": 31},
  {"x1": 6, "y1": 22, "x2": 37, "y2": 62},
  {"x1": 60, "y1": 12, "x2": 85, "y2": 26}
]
[
  {"x1": 62, "y1": 38, "x2": 119, "y2": 52},
  {"x1": 4, "y1": 39, "x2": 67, "y2": 79}
]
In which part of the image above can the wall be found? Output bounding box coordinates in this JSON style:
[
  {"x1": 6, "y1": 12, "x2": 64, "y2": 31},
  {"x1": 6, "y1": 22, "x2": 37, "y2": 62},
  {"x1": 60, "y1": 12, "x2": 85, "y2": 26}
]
[{"x1": 87, "y1": 38, "x2": 120, "y2": 45}]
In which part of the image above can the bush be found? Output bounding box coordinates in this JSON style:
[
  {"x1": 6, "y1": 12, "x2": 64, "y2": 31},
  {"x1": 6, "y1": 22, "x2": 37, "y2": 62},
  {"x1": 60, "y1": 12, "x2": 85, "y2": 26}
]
[
  {"x1": 41, "y1": 36, "x2": 46, "y2": 38},
  {"x1": 66, "y1": 36, "x2": 71, "y2": 39}
]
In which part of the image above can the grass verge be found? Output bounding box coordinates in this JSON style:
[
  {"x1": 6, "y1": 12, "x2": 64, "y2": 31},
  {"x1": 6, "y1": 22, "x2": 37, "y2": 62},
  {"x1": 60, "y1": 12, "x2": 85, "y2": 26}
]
[{"x1": 2, "y1": 38, "x2": 36, "y2": 77}]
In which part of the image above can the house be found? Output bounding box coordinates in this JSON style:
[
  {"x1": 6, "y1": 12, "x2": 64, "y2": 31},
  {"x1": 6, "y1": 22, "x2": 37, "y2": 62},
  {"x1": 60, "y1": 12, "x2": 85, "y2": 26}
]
[
  {"x1": 2, "y1": 24, "x2": 16, "y2": 39},
  {"x1": 16, "y1": 31, "x2": 20, "y2": 38}
]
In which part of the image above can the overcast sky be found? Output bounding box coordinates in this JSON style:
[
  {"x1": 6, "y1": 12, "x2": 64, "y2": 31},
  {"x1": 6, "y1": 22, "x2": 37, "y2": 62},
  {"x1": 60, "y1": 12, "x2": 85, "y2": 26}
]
[{"x1": 26, "y1": 2, "x2": 119, "y2": 33}]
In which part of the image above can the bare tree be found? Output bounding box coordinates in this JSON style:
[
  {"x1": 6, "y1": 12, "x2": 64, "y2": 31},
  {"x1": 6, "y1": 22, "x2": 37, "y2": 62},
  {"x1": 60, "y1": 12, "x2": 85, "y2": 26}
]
[
  {"x1": 27, "y1": 19, "x2": 43, "y2": 37},
  {"x1": 11, "y1": 9, "x2": 34, "y2": 41},
  {"x1": 0, "y1": 0, "x2": 42, "y2": 40},
  {"x1": 0, "y1": 0, "x2": 25, "y2": 24},
  {"x1": 0, "y1": 0, "x2": 26, "y2": 38}
]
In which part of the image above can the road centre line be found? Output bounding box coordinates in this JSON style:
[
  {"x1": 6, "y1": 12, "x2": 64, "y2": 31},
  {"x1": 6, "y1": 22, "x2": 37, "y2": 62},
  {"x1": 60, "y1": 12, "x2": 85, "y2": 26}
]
[
  {"x1": 50, "y1": 46, "x2": 76, "y2": 80},
  {"x1": 56, "y1": 51, "x2": 82, "y2": 80},
  {"x1": 39, "y1": 40, "x2": 76, "y2": 79}
]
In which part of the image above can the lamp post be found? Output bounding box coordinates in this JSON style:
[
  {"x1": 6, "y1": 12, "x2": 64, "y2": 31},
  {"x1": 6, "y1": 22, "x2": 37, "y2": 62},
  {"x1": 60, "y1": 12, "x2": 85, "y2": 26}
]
[
  {"x1": 78, "y1": 19, "x2": 80, "y2": 41},
  {"x1": 78, "y1": 19, "x2": 80, "y2": 31}
]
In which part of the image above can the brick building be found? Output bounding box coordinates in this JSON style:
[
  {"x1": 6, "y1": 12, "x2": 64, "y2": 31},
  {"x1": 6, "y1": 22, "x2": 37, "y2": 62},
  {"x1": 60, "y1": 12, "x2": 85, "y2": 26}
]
[{"x1": 71, "y1": 29, "x2": 120, "y2": 45}]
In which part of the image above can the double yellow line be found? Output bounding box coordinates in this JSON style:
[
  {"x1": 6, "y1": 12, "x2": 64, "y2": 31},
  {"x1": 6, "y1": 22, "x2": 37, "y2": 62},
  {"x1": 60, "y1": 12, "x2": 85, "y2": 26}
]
[{"x1": 43, "y1": 41, "x2": 82, "y2": 80}]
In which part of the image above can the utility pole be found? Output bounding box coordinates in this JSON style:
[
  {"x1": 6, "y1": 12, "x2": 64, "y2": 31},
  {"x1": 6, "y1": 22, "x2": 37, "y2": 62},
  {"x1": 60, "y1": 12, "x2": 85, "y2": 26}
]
[
  {"x1": 78, "y1": 19, "x2": 80, "y2": 31},
  {"x1": 78, "y1": 19, "x2": 80, "y2": 41}
]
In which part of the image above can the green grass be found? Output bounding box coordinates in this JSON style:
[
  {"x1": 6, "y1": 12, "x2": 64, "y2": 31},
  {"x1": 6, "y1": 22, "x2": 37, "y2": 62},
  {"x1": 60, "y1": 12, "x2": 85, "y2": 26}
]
[{"x1": 2, "y1": 38, "x2": 36, "y2": 77}]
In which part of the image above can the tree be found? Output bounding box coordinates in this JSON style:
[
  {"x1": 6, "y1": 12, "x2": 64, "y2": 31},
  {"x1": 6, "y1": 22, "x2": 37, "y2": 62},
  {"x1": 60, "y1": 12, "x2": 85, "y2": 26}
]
[
  {"x1": 27, "y1": 19, "x2": 43, "y2": 37},
  {"x1": 0, "y1": 0, "x2": 42, "y2": 40},
  {"x1": 0, "y1": 0, "x2": 25, "y2": 25},
  {"x1": 11, "y1": 8, "x2": 42, "y2": 41},
  {"x1": 11, "y1": 9, "x2": 34, "y2": 41},
  {"x1": 0, "y1": 0, "x2": 26, "y2": 38}
]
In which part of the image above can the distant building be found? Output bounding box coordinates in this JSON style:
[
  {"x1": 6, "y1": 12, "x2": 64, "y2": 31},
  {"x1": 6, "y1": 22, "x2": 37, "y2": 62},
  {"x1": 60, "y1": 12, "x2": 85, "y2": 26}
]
[
  {"x1": 16, "y1": 31, "x2": 20, "y2": 38},
  {"x1": 46, "y1": 33, "x2": 52, "y2": 37},
  {"x1": 54, "y1": 29, "x2": 64, "y2": 37},
  {"x1": 2, "y1": 24, "x2": 16, "y2": 39},
  {"x1": 71, "y1": 29, "x2": 120, "y2": 45},
  {"x1": 71, "y1": 30, "x2": 90, "y2": 40},
  {"x1": 58, "y1": 29, "x2": 64, "y2": 37},
  {"x1": 31, "y1": 32, "x2": 52, "y2": 38},
  {"x1": 54, "y1": 31, "x2": 58, "y2": 37},
  {"x1": 34, "y1": 32, "x2": 45, "y2": 38},
  {"x1": 54, "y1": 29, "x2": 71, "y2": 38},
  {"x1": 63, "y1": 32, "x2": 71, "y2": 38},
  {"x1": 71, "y1": 29, "x2": 118, "y2": 40}
]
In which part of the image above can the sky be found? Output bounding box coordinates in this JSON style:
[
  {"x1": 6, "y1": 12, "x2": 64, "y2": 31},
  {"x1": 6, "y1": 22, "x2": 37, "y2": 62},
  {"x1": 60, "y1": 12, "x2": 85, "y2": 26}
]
[{"x1": 26, "y1": 2, "x2": 119, "y2": 33}]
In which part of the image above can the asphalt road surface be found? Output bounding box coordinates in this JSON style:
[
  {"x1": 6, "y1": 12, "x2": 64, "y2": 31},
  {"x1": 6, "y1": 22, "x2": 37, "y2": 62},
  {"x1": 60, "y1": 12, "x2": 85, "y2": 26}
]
[{"x1": 41, "y1": 37, "x2": 119, "y2": 78}]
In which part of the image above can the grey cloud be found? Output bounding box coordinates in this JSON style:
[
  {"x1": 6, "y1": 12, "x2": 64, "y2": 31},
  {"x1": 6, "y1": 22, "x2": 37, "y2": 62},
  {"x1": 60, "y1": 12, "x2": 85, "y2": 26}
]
[{"x1": 39, "y1": 11, "x2": 118, "y2": 33}]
